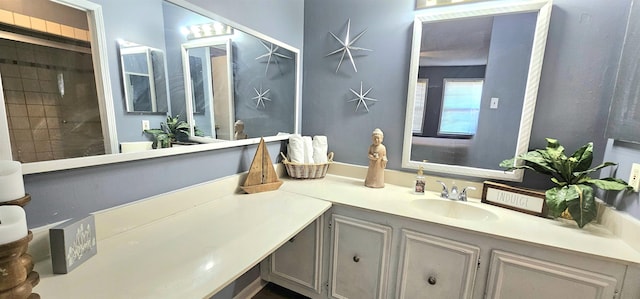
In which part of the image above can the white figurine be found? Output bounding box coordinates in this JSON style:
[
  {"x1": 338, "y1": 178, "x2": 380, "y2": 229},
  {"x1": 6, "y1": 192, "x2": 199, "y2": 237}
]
[
  {"x1": 365, "y1": 128, "x2": 387, "y2": 188},
  {"x1": 234, "y1": 120, "x2": 248, "y2": 140}
]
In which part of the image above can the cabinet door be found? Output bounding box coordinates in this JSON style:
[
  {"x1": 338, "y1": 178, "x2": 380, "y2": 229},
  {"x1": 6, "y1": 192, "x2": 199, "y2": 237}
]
[
  {"x1": 486, "y1": 250, "x2": 619, "y2": 299},
  {"x1": 329, "y1": 214, "x2": 392, "y2": 299},
  {"x1": 396, "y1": 229, "x2": 480, "y2": 299},
  {"x1": 268, "y1": 217, "x2": 324, "y2": 294}
]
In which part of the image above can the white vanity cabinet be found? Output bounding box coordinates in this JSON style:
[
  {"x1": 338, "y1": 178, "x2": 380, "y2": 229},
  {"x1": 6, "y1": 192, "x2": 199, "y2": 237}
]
[
  {"x1": 485, "y1": 250, "x2": 619, "y2": 299},
  {"x1": 260, "y1": 217, "x2": 325, "y2": 298},
  {"x1": 395, "y1": 229, "x2": 480, "y2": 299},
  {"x1": 262, "y1": 204, "x2": 635, "y2": 299},
  {"x1": 328, "y1": 214, "x2": 392, "y2": 299}
]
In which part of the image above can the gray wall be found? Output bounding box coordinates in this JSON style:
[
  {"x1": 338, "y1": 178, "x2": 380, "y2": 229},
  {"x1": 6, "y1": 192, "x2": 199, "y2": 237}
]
[
  {"x1": 601, "y1": 140, "x2": 640, "y2": 220},
  {"x1": 302, "y1": 0, "x2": 633, "y2": 196},
  {"x1": 599, "y1": 0, "x2": 640, "y2": 221}
]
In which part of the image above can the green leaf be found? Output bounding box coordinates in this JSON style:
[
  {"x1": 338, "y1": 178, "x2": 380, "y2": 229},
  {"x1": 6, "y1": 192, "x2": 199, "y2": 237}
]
[
  {"x1": 565, "y1": 185, "x2": 597, "y2": 228},
  {"x1": 518, "y1": 151, "x2": 559, "y2": 176},
  {"x1": 545, "y1": 187, "x2": 572, "y2": 218},
  {"x1": 550, "y1": 177, "x2": 567, "y2": 187},
  {"x1": 545, "y1": 138, "x2": 566, "y2": 160},
  {"x1": 573, "y1": 162, "x2": 617, "y2": 179},
  {"x1": 584, "y1": 178, "x2": 632, "y2": 191},
  {"x1": 143, "y1": 129, "x2": 165, "y2": 136},
  {"x1": 570, "y1": 142, "x2": 593, "y2": 172}
]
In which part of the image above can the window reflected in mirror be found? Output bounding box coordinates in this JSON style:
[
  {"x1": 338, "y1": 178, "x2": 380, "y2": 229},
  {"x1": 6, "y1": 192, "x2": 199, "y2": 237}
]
[
  {"x1": 0, "y1": 1, "x2": 106, "y2": 163},
  {"x1": 438, "y1": 78, "x2": 483, "y2": 136}
]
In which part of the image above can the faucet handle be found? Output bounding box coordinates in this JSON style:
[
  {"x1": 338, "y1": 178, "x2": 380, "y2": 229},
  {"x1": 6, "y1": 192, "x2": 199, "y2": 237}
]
[
  {"x1": 459, "y1": 186, "x2": 477, "y2": 201},
  {"x1": 436, "y1": 181, "x2": 448, "y2": 198}
]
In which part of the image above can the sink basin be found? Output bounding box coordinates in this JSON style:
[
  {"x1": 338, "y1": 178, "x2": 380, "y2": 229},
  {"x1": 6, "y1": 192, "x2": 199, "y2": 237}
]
[{"x1": 411, "y1": 199, "x2": 498, "y2": 221}]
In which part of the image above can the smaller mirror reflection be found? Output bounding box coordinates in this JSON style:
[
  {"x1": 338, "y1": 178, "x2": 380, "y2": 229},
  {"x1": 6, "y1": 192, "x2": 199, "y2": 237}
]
[
  {"x1": 184, "y1": 39, "x2": 235, "y2": 140},
  {"x1": 118, "y1": 40, "x2": 169, "y2": 113}
]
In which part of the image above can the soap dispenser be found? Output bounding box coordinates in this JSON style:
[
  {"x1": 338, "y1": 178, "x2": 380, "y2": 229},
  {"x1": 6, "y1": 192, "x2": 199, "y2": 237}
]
[
  {"x1": 414, "y1": 165, "x2": 426, "y2": 194},
  {"x1": 449, "y1": 182, "x2": 459, "y2": 200}
]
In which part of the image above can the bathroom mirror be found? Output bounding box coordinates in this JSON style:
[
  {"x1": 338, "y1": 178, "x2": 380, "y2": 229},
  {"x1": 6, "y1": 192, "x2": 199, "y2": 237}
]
[
  {"x1": 182, "y1": 38, "x2": 235, "y2": 140},
  {"x1": 118, "y1": 40, "x2": 169, "y2": 113},
  {"x1": 175, "y1": 0, "x2": 298, "y2": 142},
  {"x1": 402, "y1": 0, "x2": 552, "y2": 181},
  {"x1": 0, "y1": 0, "x2": 299, "y2": 174}
]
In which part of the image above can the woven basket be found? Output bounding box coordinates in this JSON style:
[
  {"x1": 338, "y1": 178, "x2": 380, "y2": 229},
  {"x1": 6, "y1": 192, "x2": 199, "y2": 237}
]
[{"x1": 280, "y1": 152, "x2": 334, "y2": 179}]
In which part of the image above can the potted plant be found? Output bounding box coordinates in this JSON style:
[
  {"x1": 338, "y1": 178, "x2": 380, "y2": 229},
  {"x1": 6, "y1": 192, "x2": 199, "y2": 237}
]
[
  {"x1": 500, "y1": 138, "x2": 632, "y2": 228},
  {"x1": 143, "y1": 115, "x2": 191, "y2": 148}
]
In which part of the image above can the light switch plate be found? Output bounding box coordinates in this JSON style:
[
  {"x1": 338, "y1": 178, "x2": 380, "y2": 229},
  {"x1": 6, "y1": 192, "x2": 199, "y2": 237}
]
[
  {"x1": 490, "y1": 97, "x2": 499, "y2": 109},
  {"x1": 142, "y1": 120, "x2": 150, "y2": 131},
  {"x1": 629, "y1": 163, "x2": 640, "y2": 192}
]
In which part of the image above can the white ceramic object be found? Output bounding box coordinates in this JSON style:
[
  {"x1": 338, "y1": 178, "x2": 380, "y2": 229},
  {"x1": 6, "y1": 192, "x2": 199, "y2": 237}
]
[
  {"x1": 120, "y1": 141, "x2": 153, "y2": 153},
  {"x1": 0, "y1": 160, "x2": 25, "y2": 202},
  {"x1": 0, "y1": 205, "x2": 28, "y2": 244}
]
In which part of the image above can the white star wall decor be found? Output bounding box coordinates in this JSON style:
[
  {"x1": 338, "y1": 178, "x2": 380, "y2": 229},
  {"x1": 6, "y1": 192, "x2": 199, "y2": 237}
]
[
  {"x1": 326, "y1": 19, "x2": 372, "y2": 73},
  {"x1": 252, "y1": 85, "x2": 271, "y2": 109},
  {"x1": 348, "y1": 82, "x2": 378, "y2": 112},
  {"x1": 256, "y1": 40, "x2": 292, "y2": 75}
]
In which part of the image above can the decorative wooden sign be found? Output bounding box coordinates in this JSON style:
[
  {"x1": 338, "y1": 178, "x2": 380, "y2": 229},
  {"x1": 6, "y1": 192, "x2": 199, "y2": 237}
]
[
  {"x1": 481, "y1": 181, "x2": 547, "y2": 217},
  {"x1": 49, "y1": 215, "x2": 97, "y2": 274}
]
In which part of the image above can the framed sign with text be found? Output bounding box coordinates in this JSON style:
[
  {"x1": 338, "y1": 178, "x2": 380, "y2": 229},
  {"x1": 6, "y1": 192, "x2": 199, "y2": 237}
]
[{"x1": 481, "y1": 181, "x2": 547, "y2": 217}]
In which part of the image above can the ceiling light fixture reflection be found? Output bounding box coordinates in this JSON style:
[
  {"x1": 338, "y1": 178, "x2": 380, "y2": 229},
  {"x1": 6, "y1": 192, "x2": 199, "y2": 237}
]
[{"x1": 181, "y1": 21, "x2": 233, "y2": 40}]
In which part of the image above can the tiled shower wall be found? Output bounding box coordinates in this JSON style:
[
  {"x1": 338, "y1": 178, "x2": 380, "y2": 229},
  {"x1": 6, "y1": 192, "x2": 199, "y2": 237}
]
[{"x1": 0, "y1": 37, "x2": 104, "y2": 162}]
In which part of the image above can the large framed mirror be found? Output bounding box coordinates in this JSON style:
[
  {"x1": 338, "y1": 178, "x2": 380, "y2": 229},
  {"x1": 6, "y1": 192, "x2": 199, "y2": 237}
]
[
  {"x1": 402, "y1": 0, "x2": 552, "y2": 181},
  {"x1": 0, "y1": 0, "x2": 300, "y2": 174}
]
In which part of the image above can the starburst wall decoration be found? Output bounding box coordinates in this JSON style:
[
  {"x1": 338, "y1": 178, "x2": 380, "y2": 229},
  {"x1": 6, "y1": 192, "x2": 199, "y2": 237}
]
[
  {"x1": 348, "y1": 81, "x2": 378, "y2": 112},
  {"x1": 255, "y1": 40, "x2": 292, "y2": 75},
  {"x1": 326, "y1": 19, "x2": 372, "y2": 73},
  {"x1": 252, "y1": 85, "x2": 271, "y2": 109}
]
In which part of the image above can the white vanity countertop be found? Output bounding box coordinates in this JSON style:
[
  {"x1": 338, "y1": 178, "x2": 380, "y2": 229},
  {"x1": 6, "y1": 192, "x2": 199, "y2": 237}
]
[
  {"x1": 33, "y1": 188, "x2": 331, "y2": 299},
  {"x1": 31, "y1": 164, "x2": 640, "y2": 298},
  {"x1": 280, "y1": 174, "x2": 640, "y2": 265}
]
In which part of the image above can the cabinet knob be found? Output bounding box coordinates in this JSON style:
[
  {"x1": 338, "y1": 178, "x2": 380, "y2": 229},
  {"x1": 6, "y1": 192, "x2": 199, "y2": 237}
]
[
  {"x1": 427, "y1": 276, "x2": 437, "y2": 285},
  {"x1": 353, "y1": 256, "x2": 360, "y2": 263}
]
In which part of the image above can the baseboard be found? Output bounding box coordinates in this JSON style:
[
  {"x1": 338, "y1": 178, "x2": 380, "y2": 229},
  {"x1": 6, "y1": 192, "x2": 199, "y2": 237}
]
[{"x1": 233, "y1": 277, "x2": 267, "y2": 299}]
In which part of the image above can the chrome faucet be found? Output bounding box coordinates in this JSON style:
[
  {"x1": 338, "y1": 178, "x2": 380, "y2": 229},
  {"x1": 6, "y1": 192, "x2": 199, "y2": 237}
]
[
  {"x1": 437, "y1": 181, "x2": 449, "y2": 199},
  {"x1": 437, "y1": 181, "x2": 476, "y2": 201},
  {"x1": 458, "y1": 186, "x2": 476, "y2": 202}
]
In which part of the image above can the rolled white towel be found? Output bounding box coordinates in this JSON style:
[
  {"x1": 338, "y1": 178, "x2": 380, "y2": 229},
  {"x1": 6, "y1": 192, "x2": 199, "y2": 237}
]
[
  {"x1": 312, "y1": 136, "x2": 328, "y2": 163},
  {"x1": 302, "y1": 136, "x2": 314, "y2": 164},
  {"x1": 288, "y1": 135, "x2": 305, "y2": 163}
]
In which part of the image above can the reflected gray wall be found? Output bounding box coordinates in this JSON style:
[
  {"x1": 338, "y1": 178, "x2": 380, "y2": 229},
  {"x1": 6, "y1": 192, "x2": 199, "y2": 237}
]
[
  {"x1": 468, "y1": 12, "x2": 536, "y2": 170},
  {"x1": 163, "y1": 0, "x2": 211, "y2": 120},
  {"x1": 232, "y1": 32, "x2": 297, "y2": 138},
  {"x1": 96, "y1": 0, "x2": 169, "y2": 144}
]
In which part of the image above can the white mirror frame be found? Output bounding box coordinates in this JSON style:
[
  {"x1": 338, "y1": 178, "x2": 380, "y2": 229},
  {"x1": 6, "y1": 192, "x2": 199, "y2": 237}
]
[
  {"x1": 182, "y1": 37, "x2": 234, "y2": 139},
  {"x1": 0, "y1": 0, "x2": 300, "y2": 174},
  {"x1": 402, "y1": 0, "x2": 552, "y2": 182}
]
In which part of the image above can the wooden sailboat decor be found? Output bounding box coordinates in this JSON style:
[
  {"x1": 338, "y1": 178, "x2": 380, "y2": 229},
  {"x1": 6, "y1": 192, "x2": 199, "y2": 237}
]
[{"x1": 241, "y1": 138, "x2": 283, "y2": 194}]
